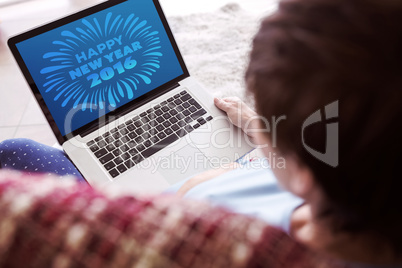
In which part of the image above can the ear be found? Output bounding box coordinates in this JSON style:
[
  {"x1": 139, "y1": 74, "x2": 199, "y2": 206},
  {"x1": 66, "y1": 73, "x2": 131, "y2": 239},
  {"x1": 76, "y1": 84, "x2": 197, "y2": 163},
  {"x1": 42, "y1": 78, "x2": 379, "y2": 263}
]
[{"x1": 286, "y1": 158, "x2": 316, "y2": 199}]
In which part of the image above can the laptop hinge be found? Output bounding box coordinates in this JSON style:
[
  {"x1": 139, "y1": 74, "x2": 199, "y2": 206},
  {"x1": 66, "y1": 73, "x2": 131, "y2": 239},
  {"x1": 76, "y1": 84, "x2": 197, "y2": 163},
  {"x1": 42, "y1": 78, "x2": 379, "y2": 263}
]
[{"x1": 80, "y1": 82, "x2": 180, "y2": 138}]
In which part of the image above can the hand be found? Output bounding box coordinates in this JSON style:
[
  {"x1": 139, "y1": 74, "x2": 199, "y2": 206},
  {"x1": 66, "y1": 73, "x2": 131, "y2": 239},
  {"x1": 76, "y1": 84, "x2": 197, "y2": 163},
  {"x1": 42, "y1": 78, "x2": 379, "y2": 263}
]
[
  {"x1": 214, "y1": 97, "x2": 259, "y2": 139},
  {"x1": 176, "y1": 162, "x2": 241, "y2": 197}
]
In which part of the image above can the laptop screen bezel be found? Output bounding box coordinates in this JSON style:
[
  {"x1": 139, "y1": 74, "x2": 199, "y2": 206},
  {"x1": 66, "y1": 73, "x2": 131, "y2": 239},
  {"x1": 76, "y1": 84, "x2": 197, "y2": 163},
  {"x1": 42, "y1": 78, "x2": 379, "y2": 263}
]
[{"x1": 8, "y1": 0, "x2": 190, "y2": 145}]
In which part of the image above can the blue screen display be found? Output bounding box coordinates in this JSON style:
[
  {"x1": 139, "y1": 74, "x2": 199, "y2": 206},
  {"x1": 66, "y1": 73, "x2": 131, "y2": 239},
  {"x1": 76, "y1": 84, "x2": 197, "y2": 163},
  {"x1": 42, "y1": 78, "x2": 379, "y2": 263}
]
[{"x1": 16, "y1": 0, "x2": 184, "y2": 136}]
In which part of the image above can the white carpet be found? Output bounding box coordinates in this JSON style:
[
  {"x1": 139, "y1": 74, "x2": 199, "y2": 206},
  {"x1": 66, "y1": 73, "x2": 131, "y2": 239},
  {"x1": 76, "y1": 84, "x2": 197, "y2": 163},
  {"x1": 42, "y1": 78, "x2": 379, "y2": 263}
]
[{"x1": 168, "y1": 3, "x2": 265, "y2": 106}]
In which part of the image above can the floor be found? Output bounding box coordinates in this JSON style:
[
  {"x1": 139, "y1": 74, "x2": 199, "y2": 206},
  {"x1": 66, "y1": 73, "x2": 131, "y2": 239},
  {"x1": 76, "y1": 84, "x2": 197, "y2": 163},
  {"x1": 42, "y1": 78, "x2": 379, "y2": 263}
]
[{"x1": 0, "y1": 0, "x2": 273, "y2": 146}]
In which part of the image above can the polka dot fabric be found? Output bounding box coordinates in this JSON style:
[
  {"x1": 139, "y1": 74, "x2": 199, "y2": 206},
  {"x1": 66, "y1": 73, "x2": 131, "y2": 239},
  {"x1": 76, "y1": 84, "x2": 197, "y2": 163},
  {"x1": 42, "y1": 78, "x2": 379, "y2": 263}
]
[{"x1": 0, "y1": 138, "x2": 86, "y2": 183}]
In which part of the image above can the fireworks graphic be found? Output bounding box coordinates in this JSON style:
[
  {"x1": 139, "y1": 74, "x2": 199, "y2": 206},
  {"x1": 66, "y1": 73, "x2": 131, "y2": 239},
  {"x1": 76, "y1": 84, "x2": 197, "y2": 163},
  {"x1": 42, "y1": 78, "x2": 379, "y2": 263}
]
[{"x1": 40, "y1": 12, "x2": 162, "y2": 112}]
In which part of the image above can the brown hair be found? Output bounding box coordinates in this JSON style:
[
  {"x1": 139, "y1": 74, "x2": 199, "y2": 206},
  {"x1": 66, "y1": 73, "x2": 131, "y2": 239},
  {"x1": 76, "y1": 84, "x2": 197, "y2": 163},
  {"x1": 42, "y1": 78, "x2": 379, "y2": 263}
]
[{"x1": 246, "y1": 0, "x2": 402, "y2": 253}]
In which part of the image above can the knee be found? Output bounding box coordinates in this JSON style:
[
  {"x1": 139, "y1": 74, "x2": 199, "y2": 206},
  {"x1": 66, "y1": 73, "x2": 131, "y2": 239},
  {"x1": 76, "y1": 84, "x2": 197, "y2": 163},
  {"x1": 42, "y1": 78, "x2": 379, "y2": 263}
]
[{"x1": 0, "y1": 139, "x2": 37, "y2": 154}]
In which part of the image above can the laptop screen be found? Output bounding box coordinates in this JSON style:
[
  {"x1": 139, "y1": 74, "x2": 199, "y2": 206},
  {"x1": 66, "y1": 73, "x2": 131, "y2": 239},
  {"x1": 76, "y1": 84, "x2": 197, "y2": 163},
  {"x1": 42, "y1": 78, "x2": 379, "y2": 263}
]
[{"x1": 13, "y1": 0, "x2": 185, "y2": 138}]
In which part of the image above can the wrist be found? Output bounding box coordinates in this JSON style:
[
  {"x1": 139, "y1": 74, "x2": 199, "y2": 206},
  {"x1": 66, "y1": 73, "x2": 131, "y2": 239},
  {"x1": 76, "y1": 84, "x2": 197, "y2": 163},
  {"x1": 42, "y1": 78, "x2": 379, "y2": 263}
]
[{"x1": 242, "y1": 112, "x2": 260, "y2": 138}]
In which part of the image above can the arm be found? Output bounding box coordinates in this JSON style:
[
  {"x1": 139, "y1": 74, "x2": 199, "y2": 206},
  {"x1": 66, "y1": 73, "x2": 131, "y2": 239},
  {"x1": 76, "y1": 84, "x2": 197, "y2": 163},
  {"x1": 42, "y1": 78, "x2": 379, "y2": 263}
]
[{"x1": 176, "y1": 97, "x2": 260, "y2": 196}]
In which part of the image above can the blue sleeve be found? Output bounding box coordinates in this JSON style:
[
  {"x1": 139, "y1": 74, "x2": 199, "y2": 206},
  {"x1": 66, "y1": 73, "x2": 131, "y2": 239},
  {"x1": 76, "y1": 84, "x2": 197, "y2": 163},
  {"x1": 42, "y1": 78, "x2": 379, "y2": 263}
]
[{"x1": 165, "y1": 158, "x2": 303, "y2": 234}]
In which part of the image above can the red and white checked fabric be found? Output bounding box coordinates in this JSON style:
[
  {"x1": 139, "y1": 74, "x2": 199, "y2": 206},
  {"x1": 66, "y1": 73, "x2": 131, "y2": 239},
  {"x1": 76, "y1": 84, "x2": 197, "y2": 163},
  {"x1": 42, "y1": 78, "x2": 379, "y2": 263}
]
[{"x1": 0, "y1": 170, "x2": 347, "y2": 268}]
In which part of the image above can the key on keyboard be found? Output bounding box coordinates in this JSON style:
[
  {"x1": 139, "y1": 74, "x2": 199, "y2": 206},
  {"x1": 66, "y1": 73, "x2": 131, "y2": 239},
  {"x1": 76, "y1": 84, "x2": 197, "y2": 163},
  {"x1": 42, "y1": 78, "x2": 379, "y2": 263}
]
[{"x1": 87, "y1": 90, "x2": 213, "y2": 179}]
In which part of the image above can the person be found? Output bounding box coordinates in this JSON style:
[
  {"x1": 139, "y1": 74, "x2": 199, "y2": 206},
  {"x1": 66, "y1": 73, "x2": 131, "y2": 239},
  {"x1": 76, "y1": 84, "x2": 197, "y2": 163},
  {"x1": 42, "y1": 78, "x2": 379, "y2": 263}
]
[{"x1": 1, "y1": 0, "x2": 402, "y2": 266}]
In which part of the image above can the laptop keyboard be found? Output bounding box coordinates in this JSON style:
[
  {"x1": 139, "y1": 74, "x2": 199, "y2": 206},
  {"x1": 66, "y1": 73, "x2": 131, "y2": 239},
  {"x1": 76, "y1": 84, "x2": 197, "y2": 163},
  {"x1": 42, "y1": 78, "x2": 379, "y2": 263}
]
[{"x1": 86, "y1": 90, "x2": 213, "y2": 179}]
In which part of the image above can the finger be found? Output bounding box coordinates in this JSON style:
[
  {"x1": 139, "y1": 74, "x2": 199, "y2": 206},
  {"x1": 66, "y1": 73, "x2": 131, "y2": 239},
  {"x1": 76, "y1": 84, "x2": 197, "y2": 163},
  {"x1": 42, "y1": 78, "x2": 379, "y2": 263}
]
[
  {"x1": 222, "y1": 96, "x2": 241, "y2": 103},
  {"x1": 176, "y1": 172, "x2": 214, "y2": 198},
  {"x1": 176, "y1": 179, "x2": 199, "y2": 198},
  {"x1": 176, "y1": 166, "x2": 238, "y2": 197},
  {"x1": 214, "y1": 97, "x2": 230, "y2": 111},
  {"x1": 221, "y1": 162, "x2": 242, "y2": 169}
]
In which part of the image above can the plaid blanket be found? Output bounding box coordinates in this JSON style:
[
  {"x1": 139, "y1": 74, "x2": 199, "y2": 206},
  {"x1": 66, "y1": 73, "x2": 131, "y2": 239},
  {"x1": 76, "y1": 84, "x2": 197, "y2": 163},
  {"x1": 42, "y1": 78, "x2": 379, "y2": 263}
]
[{"x1": 0, "y1": 170, "x2": 346, "y2": 268}]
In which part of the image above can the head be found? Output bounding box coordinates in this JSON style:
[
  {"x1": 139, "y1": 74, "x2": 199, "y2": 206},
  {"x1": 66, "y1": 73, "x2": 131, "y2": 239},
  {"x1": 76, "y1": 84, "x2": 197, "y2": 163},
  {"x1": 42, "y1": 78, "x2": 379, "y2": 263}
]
[{"x1": 246, "y1": 0, "x2": 402, "y2": 256}]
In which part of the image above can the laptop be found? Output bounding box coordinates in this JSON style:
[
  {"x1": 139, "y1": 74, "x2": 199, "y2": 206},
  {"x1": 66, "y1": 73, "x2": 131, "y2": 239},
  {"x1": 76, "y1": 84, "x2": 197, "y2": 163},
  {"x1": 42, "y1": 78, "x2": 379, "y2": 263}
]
[{"x1": 8, "y1": 0, "x2": 253, "y2": 194}]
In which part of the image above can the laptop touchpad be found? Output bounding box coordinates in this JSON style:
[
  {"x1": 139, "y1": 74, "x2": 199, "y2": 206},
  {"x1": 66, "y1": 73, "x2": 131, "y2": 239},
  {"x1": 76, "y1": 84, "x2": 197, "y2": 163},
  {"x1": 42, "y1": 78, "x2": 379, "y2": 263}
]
[{"x1": 157, "y1": 145, "x2": 212, "y2": 185}]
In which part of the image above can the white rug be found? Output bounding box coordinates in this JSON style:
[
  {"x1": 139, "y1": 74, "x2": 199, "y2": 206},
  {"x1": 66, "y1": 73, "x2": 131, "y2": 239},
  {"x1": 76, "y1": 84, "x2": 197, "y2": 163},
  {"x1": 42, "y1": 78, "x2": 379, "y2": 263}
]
[{"x1": 168, "y1": 3, "x2": 265, "y2": 106}]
